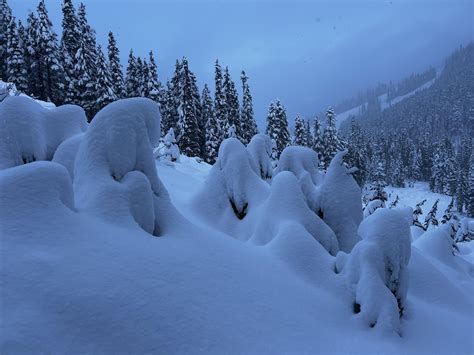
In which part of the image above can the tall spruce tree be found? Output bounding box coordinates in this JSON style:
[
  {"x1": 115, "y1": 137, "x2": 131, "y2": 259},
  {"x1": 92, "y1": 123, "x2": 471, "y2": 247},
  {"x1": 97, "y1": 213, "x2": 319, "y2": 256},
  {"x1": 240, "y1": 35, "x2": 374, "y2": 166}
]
[
  {"x1": 94, "y1": 44, "x2": 116, "y2": 113},
  {"x1": 305, "y1": 119, "x2": 313, "y2": 148},
  {"x1": 160, "y1": 80, "x2": 179, "y2": 136},
  {"x1": 223, "y1": 66, "x2": 241, "y2": 139},
  {"x1": 346, "y1": 119, "x2": 368, "y2": 186},
  {"x1": 0, "y1": 0, "x2": 12, "y2": 80},
  {"x1": 468, "y1": 152, "x2": 474, "y2": 217},
  {"x1": 107, "y1": 31, "x2": 124, "y2": 99},
  {"x1": 125, "y1": 49, "x2": 140, "y2": 97},
  {"x1": 321, "y1": 107, "x2": 344, "y2": 169},
  {"x1": 266, "y1": 100, "x2": 290, "y2": 158},
  {"x1": 202, "y1": 84, "x2": 219, "y2": 163},
  {"x1": 147, "y1": 51, "x2": 161, "y2": 102},
  {"x1": 6, "y1": 17, "x2": 28, "y2": 92},
  {"x1": 240, "y1": 70, "x2": 258, "y2": 144},
  {"x1": 214, "y1": 60, "x2": 228, "y2": 143},
  {"x1": 312, "y1": 117, "x2": 324, "y2": 163},
  {"x1": 293, "y1": 115, "x2": 307, "y2": 146}
]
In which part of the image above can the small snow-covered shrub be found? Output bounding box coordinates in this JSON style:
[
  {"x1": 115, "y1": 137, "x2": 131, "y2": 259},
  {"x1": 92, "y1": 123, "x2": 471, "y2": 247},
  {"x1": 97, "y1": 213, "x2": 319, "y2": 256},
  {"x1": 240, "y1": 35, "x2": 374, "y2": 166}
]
[
  {"x1": 193, "y1": 138, "x2": 269, "y2": 223},
  {"x1": 52, "y1": 133, "x2": 84, "y2": 179},
  {"x1": 319, "y1": 150, "x2": 363, "y2": 252},
  {"x1": 161, "y1": 128, "x2": 180, "y2": 162},
  {"x1": 338, "y1": 208, "x2": 411, "y2": 332},
  {"x1": 251, "y1": 171, "x2": 339, "y2": 255},
  {"x1": 247, "y1": 134, "x2": 273, "y2": 180},
  {"x1": 274, "y1": 146, "x2": 323, "y2": 212},
  {"x1": 0, "y1": 161, "x2": 74, "y2": 223},
  {"x1": 74, "y1": 98, "x2": 170, "y2": 235},
  {"x1": 363, "y1": 199, "x2": 385, "y2": 218},
  {"x1": 0, "y1": 96, "x2": 86, "y2": 170}
]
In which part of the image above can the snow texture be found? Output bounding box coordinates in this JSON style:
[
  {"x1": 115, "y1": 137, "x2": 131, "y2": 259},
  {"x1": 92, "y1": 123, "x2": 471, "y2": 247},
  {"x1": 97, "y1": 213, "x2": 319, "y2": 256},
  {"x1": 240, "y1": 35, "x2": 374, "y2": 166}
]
[
  {"x1": 251, "y1": 171, "x2": 339, "y2": 255},
  {"x1": 338, "y1": 208, "x2": 411, "y2": 333},
  {"x1": 246, "y1": 133, "x2": 273, "y2": 180},
  {"x1": 319, "y1": 150, "x2": 363, "y2": 252},
  {"x1": 0, "y1": 96, "x2": 86, "y2": 170},
  {"x1": 52, "y1": 133, "x2": 84, "y2": 179},
  {"x1": 74, "y1": 98, "x2": 170, "y2": 235}
]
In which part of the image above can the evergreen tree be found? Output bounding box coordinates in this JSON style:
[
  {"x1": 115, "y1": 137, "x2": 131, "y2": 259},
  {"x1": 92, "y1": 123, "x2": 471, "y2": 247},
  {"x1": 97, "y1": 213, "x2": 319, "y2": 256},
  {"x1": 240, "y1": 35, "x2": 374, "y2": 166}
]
[
  {"x1": 345, "y1": 119, "x2": 368, "y2": 186},
  {"x1": 321, "y1": 107, "x2": 343, "y2": 169},
  {"x1": 94, "y1": 44, "x2": 116, "y2": 113},
  {"x1": 413, "y1": 199, "x2": 427, "y2": 229},
  {"x1": 456, "y1": 136, "x2": 472, "y2": 213},
  {"x1": 0, "y1": 0, "x2": 12, "y2": 80},
  {"x1": 25, "y1": 11, "x2": 39, "y2": 96},
  {"x1": 31, "y1": 0, "x2": 64, "y2": 103},
  {"x1": 147, "y1": 50, "x2": 161, "y2": 102},
  {"x1": 125, "y1": 49, "x2": 140, "y2": 97},
  {"x1": 175, "y1": 57, "x2": 202, "y2": 157},
  {"x1": 72, "y1": 44, "x2": 94, "y2": 119},
  {"x1": 424, "y1": 199, "x2": 440, "y2": 230},
  {"x1": 214, "y1": 60, "x2": 227, "y2": 143},
  {"x1": 293, "y1": 115, "x2": 307, "y2": 146},
  {"x1": 60, "y1": 0, "x2": 80, "y2": 103},
  {"x1": 312, "y1": 117, "x2": 323, "y2": 162},
  {"x1": 107, "y1": 31, "x2": 124, "y2": 98},
  {"x1": 305, "y1": 119, "x2": 313, "y2": 148},
  {"x1": 369, "y1": 160, "x2": 388, "y2": 204},
  {"x1": 6, "y1": 17, "x2": 28, "y2": 92},
  {"x1": 160, "y1": 80, "x2": 179, "y2": 136},
  {"x1": 468, "y1": 152, "x2": 474, "y2": 217},
  {"x1": 202, "y1": 84, "x2": 219, "y2": 163},
  {"x1": 240, "y1": 70, "x2": 258, "y2": 144},
  {"x1": 135, "y1": 57, "x2": 144, "y2": 96},
  {"x1": 441, "y1": 197, "x2": 455, "y2": 224},
  {"x1": 266, "y1": 100, "x2": 290, "y2": 158},
  {"x1": 223, "y1": 66, "x2": 241, "y2": 139}
]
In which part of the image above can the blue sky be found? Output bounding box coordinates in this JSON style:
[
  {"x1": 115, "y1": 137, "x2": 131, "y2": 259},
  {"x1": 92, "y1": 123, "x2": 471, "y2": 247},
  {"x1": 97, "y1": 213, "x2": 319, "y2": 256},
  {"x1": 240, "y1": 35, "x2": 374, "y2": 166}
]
[{"x1": 9, "y1": 0, "x2": 474, "y2": 128}]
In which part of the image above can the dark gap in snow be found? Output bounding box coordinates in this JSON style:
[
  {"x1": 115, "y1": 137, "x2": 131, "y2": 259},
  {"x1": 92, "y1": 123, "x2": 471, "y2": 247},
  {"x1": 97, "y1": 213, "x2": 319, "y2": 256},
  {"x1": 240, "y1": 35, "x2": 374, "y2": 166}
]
[
  {"x1": 353, "y1": 302, "x2": 361, "y2": 314},
  {"x1": 230, "y1": 199, "x2": 248, "y2": 220}
]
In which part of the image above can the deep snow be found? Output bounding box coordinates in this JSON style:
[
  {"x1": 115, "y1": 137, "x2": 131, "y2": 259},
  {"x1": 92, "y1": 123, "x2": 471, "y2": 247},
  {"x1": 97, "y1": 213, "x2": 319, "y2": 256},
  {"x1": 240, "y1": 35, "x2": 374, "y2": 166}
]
[{"x1": 1, "y1": 98, "x2": 473, "y2": 354}]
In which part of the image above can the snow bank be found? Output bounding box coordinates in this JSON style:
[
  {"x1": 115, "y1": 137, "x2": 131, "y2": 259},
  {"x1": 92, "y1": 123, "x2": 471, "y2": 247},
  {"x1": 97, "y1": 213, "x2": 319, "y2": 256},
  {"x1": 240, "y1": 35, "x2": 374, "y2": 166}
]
[
  {"x1": 0, "y1": 96, "x2": 86, "y2": 170},
  {"x1": 251, "y1": 172, "x2": 339, "y2": 255},
  {"x1": 0, "y1": 161, "x2": 74, "y2": 226},
  {"x1": 74, "y1": 98, "x2": 170, "y2": 235},
  {"x1": 338, "y1": 208, "x2": 411, "y2": 333},
  {"x1": 193, "y1": 138, "x2": 269, "y2": 225},
  {"x1": 319, "y1": 150, "x2": 363, "y2": 252},
  {"x1": 247, "y1": 134, "x2": 273, "y2": 180},
  {"x1": 52, "y1": 133, "x2": 85, "y2": 179}
]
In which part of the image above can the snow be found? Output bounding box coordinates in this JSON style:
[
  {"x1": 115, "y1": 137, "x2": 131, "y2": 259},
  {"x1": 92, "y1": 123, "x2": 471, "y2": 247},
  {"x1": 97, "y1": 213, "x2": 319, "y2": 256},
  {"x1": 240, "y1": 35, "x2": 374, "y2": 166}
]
[
  {"x1": 319, "y1": 150, "x2": 363, "y2": 252},
  {"x1": 246, "y1": 133, "x2": 273, "y2": 180},
  {"x1": 1, "y1": 99, "x2": 473, "y2": 354}
]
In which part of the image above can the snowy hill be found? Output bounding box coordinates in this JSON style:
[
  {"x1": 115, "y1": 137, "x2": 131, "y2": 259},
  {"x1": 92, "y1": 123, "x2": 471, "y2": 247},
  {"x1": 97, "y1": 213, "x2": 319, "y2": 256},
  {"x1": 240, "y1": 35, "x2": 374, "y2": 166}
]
[{"x1": 1, "y1": 97, "x2": 473, "y2": 354}]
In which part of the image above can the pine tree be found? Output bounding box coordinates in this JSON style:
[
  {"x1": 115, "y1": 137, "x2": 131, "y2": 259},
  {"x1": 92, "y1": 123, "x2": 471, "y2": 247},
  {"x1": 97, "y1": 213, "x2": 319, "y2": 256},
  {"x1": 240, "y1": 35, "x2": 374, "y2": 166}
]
[
  {"x1": 202, "y1": 84, "x2": 219, "y2": 163},
  {"x1": 94, "y1": 44, "x2": 116, "y2": 113},
  {"x1": 0, "y1": 0, "x2": 12, "y2": 80},
  {"x1": 441, "y1": 197, "x2": 455, "y2": 224},
  {"x1": 321, "y1": 107, "x2": 343, "y2": 169},
  {"x1": 175, "y1": 57, "x2": 202, "y2": 157},
  {"x1": 6, "y1": 17, "x2": 28, "y2": 92},
  {"x1": 424, "y1": 199, "x2": 440, "y2": 230},
  {"x1": 240, "y1": 70, "x2": 258, "y2": 144},
  {"x1": 135, "y1": 57, "x2": 145, "y2": 96},
  {"x1": 312, "y1": 118, "x2": 323, "y2": 162},
  {"x1": 125, "y1": 49, "x2": 140, "y2": 97},
  {"x1": 31, "y1": 0, "x2": 64, "y2": 103},
  {"x1": 293, "y1": 115, "x2": 307, "y2": 146},
  {"x1": 369, "y1": 160, "x2": 388, "y2": 204},
  {"x1": 305, "y1": 119, "x2": 313, "y2": 148},
  {"x1": 223, "y1": 66, "x2": 241, "y2": 139},
  {"x1": 214, "y1": 60, "x2": 227, "y2": 143},
  {"x1": 412, "y1": 199, "x2": 426, "y2": 229},
  {"x1": 107, "y1": 31, "x2": 124, "y2": 99},
  {"x1": 72, "y1": 44, "x2": 94, "y2": 119},
  {"x1": 456, "y1": 135, "x2": 472, "y2": 213},
  {"x1": 468, "y1": 152, "x2": 474, "y2": 217},
  {"x1": 266, "y1": 100, "x2": 290, "y2": 159},
  {"x1": 160, "y1": 80, "x2": 179, "y2": 136},
  {"x1": 147, "y1": 50, "x2": 161, "y2": 102},
  {"x1": 60, "y1": 0, "x2": 80, "y2": 103},
  {"x1": 24, "y1": 11, "x2": 39, "y2": 97},
  {"x1": 346, "y1": 119, "x2": 368, "y2": 186}
]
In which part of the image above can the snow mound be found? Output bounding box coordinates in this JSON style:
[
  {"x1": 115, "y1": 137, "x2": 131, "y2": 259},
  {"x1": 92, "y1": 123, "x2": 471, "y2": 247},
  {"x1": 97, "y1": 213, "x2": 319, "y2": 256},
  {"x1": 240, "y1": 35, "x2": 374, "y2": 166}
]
[
  {"x1": 52, "y1": 133, "x2": 85, "y2": 179},
  {"x1": 193, "y1": 138, "x2": 269, "y2": 225},
  {"x1": 251, "y1": 171, "x2": 339, "y2": 255},
  {"x1": 274, "y1": 145, "x2": 323, "y2": 212},
  {"x1": 0, "y1": 161, "x2": 74, "y2": 227},
  {"x1": 74, "y1": 98, "x2": 170, "y2": 235},
  {"x1": 320, "y1": 150, "x2": 363, "y2": 252},
  {"x1": 0, "y1": 96, "x2": 86, "y2": 170},
  {"x1": 338, "y1": 208, "x2": 411, "y2": 333},
  {"x1": 247, "y1": 134, "x2": 273, "y2": 180}
]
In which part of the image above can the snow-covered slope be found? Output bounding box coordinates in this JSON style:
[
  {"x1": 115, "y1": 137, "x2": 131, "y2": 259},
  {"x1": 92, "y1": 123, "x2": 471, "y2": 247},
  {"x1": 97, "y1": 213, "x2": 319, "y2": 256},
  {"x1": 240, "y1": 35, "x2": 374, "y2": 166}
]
[
  {"x1": 335, "y1": 75, "x2": 438, "y2": 128},
  {"x1": 1, "y1": 98, "x2": 473, "y2": 354}
]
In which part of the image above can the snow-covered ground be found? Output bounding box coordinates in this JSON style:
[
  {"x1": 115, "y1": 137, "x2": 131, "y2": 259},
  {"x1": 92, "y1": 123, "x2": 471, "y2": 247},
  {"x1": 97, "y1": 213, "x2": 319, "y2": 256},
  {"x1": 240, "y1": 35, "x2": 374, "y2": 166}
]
[{"x1": 1, "y1": 97, "x2": 473, "y2": 354}]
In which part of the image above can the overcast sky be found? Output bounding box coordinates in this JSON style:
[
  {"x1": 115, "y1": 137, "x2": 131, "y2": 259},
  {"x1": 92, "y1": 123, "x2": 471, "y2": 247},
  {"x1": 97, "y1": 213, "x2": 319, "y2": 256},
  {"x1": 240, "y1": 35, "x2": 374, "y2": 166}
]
[{"x1": 9, "y1": 0, "x2": 474, "y2": 128}]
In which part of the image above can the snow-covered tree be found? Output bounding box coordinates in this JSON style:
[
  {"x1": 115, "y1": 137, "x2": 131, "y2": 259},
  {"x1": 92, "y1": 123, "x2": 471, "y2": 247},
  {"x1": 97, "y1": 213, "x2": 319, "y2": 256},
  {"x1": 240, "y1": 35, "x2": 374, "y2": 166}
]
[
  {"x1": 94, "y1": 44, "x2": 116, "y2": 114},
  {"x1": 312, "y1": 117, "x2": 323, "y2": 162},
  {"x1": 345, "y1": 119, "x2": 368, "y2": 186},
  {"x1": 223, "y1": 66, "x2": 240, "y2": 139},
  {"x1": 202, "y1": 84, "x2": 219, "y2": 164},
  {"x1": 214, "y1": 59, "x2": 227, "y2": 143},
  {"x1": 147, "y1": 50, "x2": 161, "y2": 102},
  {"x1": 107, "y1": 31, "x2": 124, "y2": 99},
  {"x1": 60, "y1": 0, "x2": 80, "y2": 103},
  {"x1": 424, "y1": 199, "x2": 439, "y2": 230},
  {"x1": 293, "y1": 115, "x2": 307, "y2": 146},
  {"x1": 162, "y1": 128, "x2": 180, "y2": 162},
  {"x1": 240, "y1": 70, "x2": 258, "y2": 144},
  {"x1": 125, "y1": 50, "x2": 139, "y2": 97},
  {"x1": 305, "y1": 119, "x2": 313, "y2": 148},
  {"x1": 467, "y1": 152, "x2": 474, "y2": 217},
  {"x1": 412, "y1": 199, "x2": 426, "y2": 229},
  {"x1": 266, "y1": 100, "x2": 290, "y2": 159},
  {"x1": 0, "y1": 0, "x2": 12, "y2": 80},
  {"x1": 321, "y1": 107, "x2": 344, "y2": 169},
  {"x1": 6, "y1": 18, "x2": 28, "y2": 92}
]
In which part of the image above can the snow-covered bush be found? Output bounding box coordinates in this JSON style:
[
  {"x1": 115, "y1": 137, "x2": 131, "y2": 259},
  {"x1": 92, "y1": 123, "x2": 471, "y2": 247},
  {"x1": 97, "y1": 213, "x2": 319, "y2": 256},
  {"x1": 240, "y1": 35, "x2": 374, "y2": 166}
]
[
  {"x1": 0, "y1": 96, "x2": 87, "y2": 170},
  {"x1": 337, "y1": 208, "x2": 411, "y2": 332},
  {"x1": 52, "y1": 133, "x2": 85, "y2": 179},
  {"x1": 193, "y1": 138, "x2": 269, "y2": 224},
  {"x1": 455, "y1": 218, "x2": 474, "y2": 242},
  {"x1": 74, "y1": 98, "x2": 170, "y2": 235},
  {"x1": 251, "y1": 172, "x2": 339, "y2": 255},
  {"x1": 247, "y1": 134, "x2": 273, "y2": 180},
  {"x1": 414, "y1": 224, "x2": 459, "y2": 262},
  {"x1": 319, "y1": 150, "x2": 363, "y2": 252},
  {"x1": 363, "y1": 199, "x2": 384, "y2": 218},
  {"x1": 161, "y1": 128, "x2": 180, "y2": 162}
]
